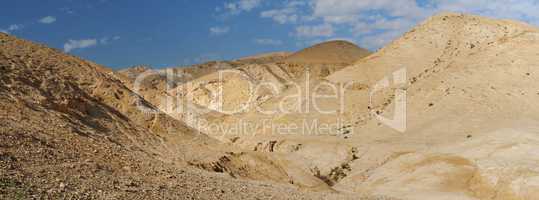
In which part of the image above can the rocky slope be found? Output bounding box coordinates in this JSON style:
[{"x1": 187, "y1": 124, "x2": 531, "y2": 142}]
[
  {"x1": 326, "y1": 12, "x2": 539, "y2": 199},
  {"x1": 236, "y1": 51, "x2": 293, "y2": 64},
  {"x1": 0, "y1": 32, "x2": 380, "y2": 199},
  {"x1": 182, "y1": 12, "x2": 539, "y2": 199},
  {"x1": 7, "y1": 11, "x2": 539, "y2": 200},
  {"x1": 112, "y1": 41, "x2": 373, "y2": 191},
  {"x1": 118, "y1": 41, "x2": 371, "y2": 132}
]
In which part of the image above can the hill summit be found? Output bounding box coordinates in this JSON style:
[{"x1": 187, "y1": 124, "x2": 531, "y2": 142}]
[{"x1": 284, "y1": 40, "x2": 371, "y2": 65}]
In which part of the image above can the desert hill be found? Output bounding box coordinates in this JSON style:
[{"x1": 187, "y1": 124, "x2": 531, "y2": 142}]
[
  {"x1": 236, "y1": 51, "x2": 292, "y2": 64},
  {"x1": 0, "y1": 32, "x2": 218, "y2": 198},
  {"x1": 326, "y1": 12, "x2": 539, "y2": 199},
  {"x1": 118, "y1": 41, "x2": 371, "y2": 132},
  {"x1": 284, "y1": 40, "x2": 371, "y2": 65},
  {"x1": 117, "y1": 61, "x2": 236, "y2": 95},
  {"x1": 0, "y1": 33, "x2": 372, "y2": 199},
  {"x1": 193, "y1": 12, "x2": 539, "y2": 199},
  {"x1": 7, "y1": 10, "x2": 539, "y2": 200},
  {"x1": 110, "y1": 41, "x2": 374, "y2": 190}
]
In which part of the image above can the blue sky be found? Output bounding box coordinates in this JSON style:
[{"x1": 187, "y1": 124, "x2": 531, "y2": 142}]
[{"x1": 2, "y1": 0, "x2": 539, "y2": 69}]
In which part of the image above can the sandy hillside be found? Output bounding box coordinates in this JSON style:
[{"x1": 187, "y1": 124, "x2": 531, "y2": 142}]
[
  {"x1": 236, "y1": 51, "x2": 293, "y2": 64},
  {"x1": 118, "y1": 41, "x2": 371, "y2": 133},
  {"x1": 6, "y1": 10, "x2": 539, "y2": 200},
  {"x1": 284, "y1": 40, "x2": 371, "y2": 65},
  {"x1": 327, "y1": 12, "x2": 539, "y2": 199},
  {"x1": 190, "y1": 12, "x2": 539, "y2": 200},
  {"x1": 0, "y1": 33, "x2": 386, "y2": 199},
  {"x1": 116, "y1": 61, "x2": 236, "y2": 104},
  {"x1": 110, "y1": 40, "x2": 373, "y2": 191}
]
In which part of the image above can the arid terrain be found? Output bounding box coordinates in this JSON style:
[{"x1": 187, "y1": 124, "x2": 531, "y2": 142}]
[{"x1": 3, "y1": 12, "x2": 539, "y2": 200}]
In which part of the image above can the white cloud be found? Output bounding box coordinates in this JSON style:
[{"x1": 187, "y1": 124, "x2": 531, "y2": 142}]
[
  {"x1": 1, "y1": 24, "x2": 23, "y2": 34},
  {"x1": 8, "y1": 24, "x2": 22, "y2": 31},
  {"x1": 254, "y1": 0, "x2": 539, "y2": 49},
  {"x1": 312, "y1": 0, "x2": 430, "y2": 21},
  {"x1": 100, "y1": 37, "x2": 109, "y2": 44},
  {"x1": 64, "y1": 39, "x2": 98, "y2": 52},
  {"x1": 295, "y1": 24, "x2": 334, "y2": 38},
  {"x1": 260, "y1": 1, "x2": 308, "y2": 24},
  {"x1": 254, "y1": 38, "x2": 283, "y2": 46},
  {"x1": 224, "y1": 0, "x2": 263, "y2": 15},
  {"x1": 98, "y1": 36, "x2": 121, "y2": 45},
  {"x1": 261, "y1": 9, "x2": 298, "y2": 24},
  {"x1": 39, "y1": 16, "x2": 57, "y2": 24},
  {"x1": 307, "y1": 0, "x2": 432, "y2": 49},
  {"x1": 60, "y1": 7, "x2": 75, "y2": 14},
  {"x1": 210, "y1": 26, "x2": 230, "y2": 35}
]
